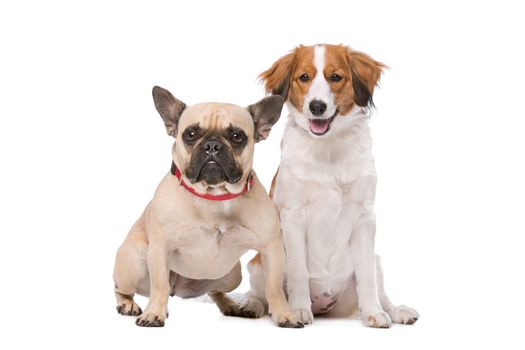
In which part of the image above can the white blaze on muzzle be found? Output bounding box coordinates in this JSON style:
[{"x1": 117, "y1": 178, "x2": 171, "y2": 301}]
[{"x1": 303, "y1": 45, "x2": 337, "y2": 119}]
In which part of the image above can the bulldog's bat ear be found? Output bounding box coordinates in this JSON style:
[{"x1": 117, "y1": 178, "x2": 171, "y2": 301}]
[
  {"x1": 152, "y1": 86, "x2": 186, "y2": 137},
  {"x1": 247, "y1": 95, "x2": 284, "y2": 142}
]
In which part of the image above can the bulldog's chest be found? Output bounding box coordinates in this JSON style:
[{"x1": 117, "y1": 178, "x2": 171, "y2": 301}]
[{"x1": 167, "y1": 223, "x2": 254, "y2": 280}]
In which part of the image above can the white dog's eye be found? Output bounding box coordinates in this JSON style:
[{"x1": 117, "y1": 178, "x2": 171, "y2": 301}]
[
  {"x1": 331, "y1": 73, "x2": 342, "y2": 82},
  {"x1": 299, "y1": 74, "x2": 309, "y2": 82}
]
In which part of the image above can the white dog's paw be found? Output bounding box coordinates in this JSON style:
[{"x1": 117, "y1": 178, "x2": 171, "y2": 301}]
[
  {"x1": 388, "y1": 305, "x2": 419, "y2": 325},
  {"x1": 239, "y1": 298, "x2": 265, "y2": 318},
  {"x1": 363, "y1": 310, "x2": 392, "y2": 328},
  {"x1": 292, "y1": 307, "x2": 314, "y2": 325}
]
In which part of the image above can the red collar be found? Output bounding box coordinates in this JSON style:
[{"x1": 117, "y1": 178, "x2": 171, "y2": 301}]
[{"x1": 171, "y1": 161, "x2": 253, "y2": 201}]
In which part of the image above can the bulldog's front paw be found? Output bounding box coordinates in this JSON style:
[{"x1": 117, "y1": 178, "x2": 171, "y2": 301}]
[
  {"x1": 272, "y1": 311, "x2": 304, "y2": 328},
  {"x1": 135, "y1": 305, "x2": 168, "y2": 327},
  {"x1": 363, "y1": 310, "x2": 392, "y2": 328},
  {"x1": 116, "y1": 300, "x2": 142, "y2": 316},
  {"x1": 388, "y1": 305, "x2": 419, "y2": 325}
]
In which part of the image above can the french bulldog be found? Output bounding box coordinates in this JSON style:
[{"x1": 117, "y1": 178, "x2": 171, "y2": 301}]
[{"x1": 113, "y1": 86, "x2": 302, "y2": 328}]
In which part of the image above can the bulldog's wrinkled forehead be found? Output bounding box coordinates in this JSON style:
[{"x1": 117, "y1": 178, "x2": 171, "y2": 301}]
[{"x1": 178, "y1": 103, "x2": 254, "y2": 135}]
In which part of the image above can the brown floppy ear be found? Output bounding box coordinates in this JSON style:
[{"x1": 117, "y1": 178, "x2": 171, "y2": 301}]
[
  {"x1": 152, "y1": 85, "x2": 186, "y2": 137},
  {"x1": 259, "y1": 51, "x2": 295, "y2": 100},
  {"x1": 247, "y1": 95, "x2": 284, "y2": 142},
  {"x1": 348, "y1": 49, "x2": 386, "y2": 108}
]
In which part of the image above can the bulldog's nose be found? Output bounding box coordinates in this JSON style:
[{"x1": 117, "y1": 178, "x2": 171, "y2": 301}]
[
  {"x1": 202, "y1": 140, "x2": 223, "y2": 155},
  {"x1": 309, "y1": 100, "x2": 327, "y2": 116}
]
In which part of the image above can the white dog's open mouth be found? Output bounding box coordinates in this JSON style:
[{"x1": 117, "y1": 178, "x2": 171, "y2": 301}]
[{"x1": 309, "y1": 110, "x2": 338, "y2": 135}]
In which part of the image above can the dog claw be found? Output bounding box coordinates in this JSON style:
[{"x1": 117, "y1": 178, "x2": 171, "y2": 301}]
[
  {"x1": 278, "y1": 320, "x2": 304, "y2": 328},
  {"x1": 136, "y1": 314, "x2": 165, "y2": 327},
  {"x1": 116, "y1": 303, "x2": 142, "y2": 316}
]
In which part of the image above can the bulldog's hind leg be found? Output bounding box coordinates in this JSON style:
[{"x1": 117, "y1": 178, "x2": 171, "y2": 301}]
[
  {"x1": 376, "y1": 255, "x2": 419, "y2": 324},
  {"x1": 113, "y1": 238, "x2": 149, "y2": 317},
  {"x1": 207, "y1": 262, "x2": 244, "y2": 317}
]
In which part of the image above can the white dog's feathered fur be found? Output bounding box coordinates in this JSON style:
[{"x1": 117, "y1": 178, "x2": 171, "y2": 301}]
[{"x1": 240, "y1": 44, "x2": 419, "y2": 327}]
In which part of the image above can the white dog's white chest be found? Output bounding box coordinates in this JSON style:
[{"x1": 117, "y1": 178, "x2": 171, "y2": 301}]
[
  {"x1": 305, "y1": 193, "x2": 356, "y2": 289},
  {"x1": 279, "y1": 176, "x2": 360, "y2": 312},
  {"x1": 169, "y1": 225, "x2": 247, "y2": 280}
]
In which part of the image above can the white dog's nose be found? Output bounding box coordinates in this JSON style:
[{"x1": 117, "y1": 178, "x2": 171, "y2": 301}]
[{"x1": 309, "y1": 100, "x2": 327, "y2": 116}]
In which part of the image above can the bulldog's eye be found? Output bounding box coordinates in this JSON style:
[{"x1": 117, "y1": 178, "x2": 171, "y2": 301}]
[
  {"x1": 299, "y1": 74, "x2": 309, "y2": 82},
  {"x1": 231, "y1": 133, "x2": 245, "y2": 144},
  {"x1": 183, "y1": 129, "x2": 198, "y2": 143},
  {"x1": 331, "y1": 73, "x2": 342, "y2": 82}
]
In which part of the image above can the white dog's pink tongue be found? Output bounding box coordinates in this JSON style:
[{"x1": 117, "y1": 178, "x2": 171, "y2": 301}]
[{"x1": 309, "y1": 119, "x2": 330, "y2": 134}]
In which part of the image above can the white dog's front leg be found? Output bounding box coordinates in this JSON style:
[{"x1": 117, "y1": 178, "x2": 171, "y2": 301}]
[
  {"x1": 350, "y1": 212, "x2": 391, "y2": 328},
  {"x1": 280, "y1": 209, "x2": 314, "y2": 324}
]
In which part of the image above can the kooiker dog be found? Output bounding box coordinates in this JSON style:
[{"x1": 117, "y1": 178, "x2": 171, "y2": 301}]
[
  {"x1": 240, "y1": 44, "x2": 420, "y2": 327},
  {"x1": 113, "y1": 86, "x2": 302, "y2": 328}
]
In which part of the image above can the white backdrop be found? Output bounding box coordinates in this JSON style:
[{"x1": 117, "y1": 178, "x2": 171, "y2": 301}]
[{"x1": 1, "y1": 1, "x2": 524, "y2": 349}]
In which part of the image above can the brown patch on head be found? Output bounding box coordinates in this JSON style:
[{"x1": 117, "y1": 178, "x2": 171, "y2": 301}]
[
  {"x1": 324, "y1": 45, "x2": 386, "y2": 115},
  {"x1": 259, "y1": 45, "x2": 315, "y2": 111},
  {"x1": 288, "y1": 46, "x2": 315, "y2": 112},
  {"x1": 323, "y1": 45, "x2": 356, "y2": 115}
]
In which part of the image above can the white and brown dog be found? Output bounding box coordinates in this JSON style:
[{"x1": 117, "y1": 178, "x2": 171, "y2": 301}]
[
  {"x1": 240, "y1": 44, "x2": 419, "y2": 327},
  {"x1": 113, "y1": 86, "x2": 302, "y2": 328}
]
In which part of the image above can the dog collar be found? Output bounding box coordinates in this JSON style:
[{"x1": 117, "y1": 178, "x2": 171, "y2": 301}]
[{"x1": 170, "y1": 161, "x2": 253, "y2": 201}]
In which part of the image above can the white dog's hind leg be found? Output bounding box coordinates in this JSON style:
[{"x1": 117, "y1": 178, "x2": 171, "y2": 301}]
[
  {"x1": 376, "y1": 255, "x2": 419, "y2": 324},
  {"x1": 324, "y1": 277, "x2": 359, "y2": 318},
  {"x1": 350, "y1": 212, "x2": 392, "y2": 328}
]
